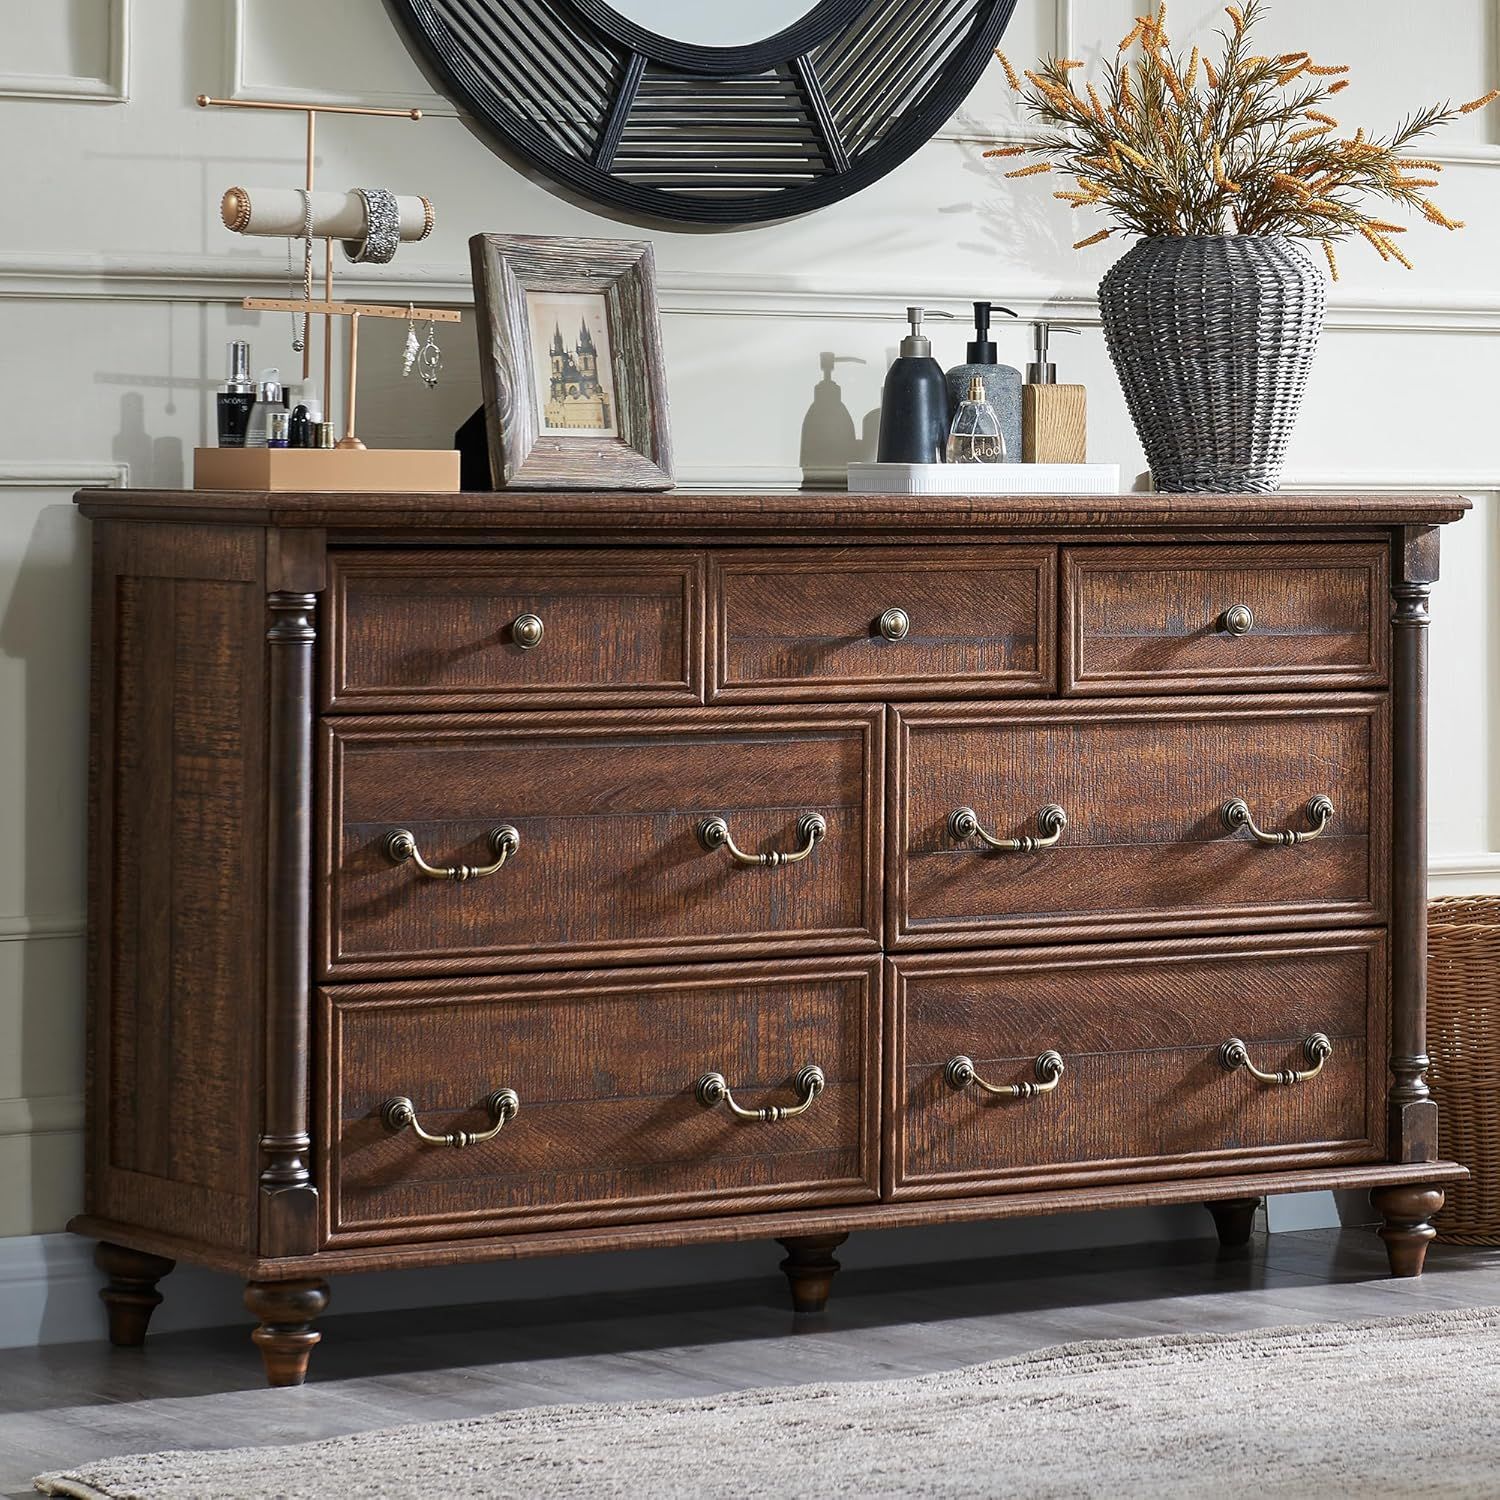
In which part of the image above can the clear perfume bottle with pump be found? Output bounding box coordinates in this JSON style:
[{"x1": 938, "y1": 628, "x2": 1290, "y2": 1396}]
[{"x1": 945, "y1": 376, "x2": 1006, "y2": 463}]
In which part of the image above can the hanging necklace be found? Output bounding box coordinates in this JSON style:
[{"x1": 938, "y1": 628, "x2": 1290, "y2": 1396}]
[{"x1": 286, "y1": 188, "x2": 313, "y2": 354}]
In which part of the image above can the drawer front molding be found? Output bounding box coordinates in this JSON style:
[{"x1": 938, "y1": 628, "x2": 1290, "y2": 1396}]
[
  {"x1": 322, "y1": 705, "x2": 884, "y2": 977},
  {"x1": 319, "y1": 957, "x2": 883, "y2": 1245},
  {"x1": 886, "y1": 931, "x2": 1388, "y2": 1199},
  {"x1": 1062, "y1": 543, "x2": 1388, "y2": 695},
  {"x1": 710, "y1": 545, "x2": 1056, "y2": 701},
  {"x1": 891, "y1": 695, "x2": 1389, "y2": 947},
  {"x1": 325, "y1": 549, "x2": 705, "y2": 712}
]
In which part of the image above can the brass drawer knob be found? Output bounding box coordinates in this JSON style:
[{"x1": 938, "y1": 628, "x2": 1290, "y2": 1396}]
[
  {"x1": 1219, "y1": 1033, "x2": 1332, "y2": 1086},
  {"x1": 386, "y1": 824, "x2": 520, "y2": 881},
  {"x1": 697, "y1": 812, "x2": 826, "y2": 867},
  {"x1": 877, "y1": 607, "x2": 911, "y2": 642},
  {"x1": 380, "y1": 1087, "x2": 519, "y2": 1147},
  {"x1": 1218, "y1": 603, "x2": 1255, "y2": 636},
  {"x1": 949, "y1": 803, "x2": 1067, "y2": 853},
  {"x1": 511, "y1": 612, "x2": 544, "y2": 649},
  {"x1": 696, "y1": 1063, "x2": 825, "y2": 1122},
  {"x1": 1221, "y1": 795, "x2": 1334, "y2": 847},
  {"x1": 945, "y1": 1050, "x2": 1064, "y2": 1100}
]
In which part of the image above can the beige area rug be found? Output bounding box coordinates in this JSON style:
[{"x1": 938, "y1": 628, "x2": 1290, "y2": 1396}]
[{"x1": 36, "y1": 1306, "x2": 1500, "y2": 1499}]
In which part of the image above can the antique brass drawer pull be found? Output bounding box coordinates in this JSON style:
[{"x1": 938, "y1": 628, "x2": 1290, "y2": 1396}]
[
  {"x1": 949, "y1": 803, "x2": 1067, "y2": 852},
  {"x1": 877, "y1": 607, "x2": 911, "y2": 642},
  {"x1": 945, "y1": 1050, "x2": 1065, "y2": 1099},
  {"x1": 510, "y1": 612, "x2": 544, "y2": 649},
  {"x1": 385, "y1": 825, "x2": 520, "y2": 882},
  {"x1": 697, "y1": 812, "x2": 827, "y2": 867},
  {"x1": 1218, "y1": 603, "x2": 1255, "y2": 636},
  {"x1": 1221, "y1": 795, "x2": 1335, "y2": 847},
  {"x1": 696, "y1": 1063, "x2": 825, "y2": 1122},
  {"x1": 380, "y1": 1087, "x2": 520, "y2": 1147},
  {"x1": 1219, "y1": 1033, "x2": 1332, "y2": 1086}
]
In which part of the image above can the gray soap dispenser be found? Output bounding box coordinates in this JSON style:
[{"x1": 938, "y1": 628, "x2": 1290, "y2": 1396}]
[
  {"x1": 877, "y1": 306, "x2": 952, "y2": 464},
  {"x1": 945, "y1": 302, "x2": 1022, "y2": 464}
]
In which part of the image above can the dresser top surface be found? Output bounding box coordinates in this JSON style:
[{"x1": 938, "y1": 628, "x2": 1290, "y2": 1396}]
[{"x1": 74, "y1": 487, "x2": 1470, "y2": 537}]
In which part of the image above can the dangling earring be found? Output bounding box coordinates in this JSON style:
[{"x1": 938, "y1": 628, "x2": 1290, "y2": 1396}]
[
  {"x1": 417, "y1": 317, "x2": 442, "y2": 390},
  {"x1": 401, "y1": 305, "x2": 419, "y2": 378}
]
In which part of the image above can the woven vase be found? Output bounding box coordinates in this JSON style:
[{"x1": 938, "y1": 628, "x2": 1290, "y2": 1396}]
[{"x1": 1098, "y1": 235, "x2": 1327, "y2": 494}]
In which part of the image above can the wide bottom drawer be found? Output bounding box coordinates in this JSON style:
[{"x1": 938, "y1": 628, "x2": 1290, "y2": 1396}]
[
  {"x1": 889, "y1": 930, "x2": 1386, "y2": 1199},
  {"x1": 319, "y1": 958, "x2": 881, "y2": 1246}
]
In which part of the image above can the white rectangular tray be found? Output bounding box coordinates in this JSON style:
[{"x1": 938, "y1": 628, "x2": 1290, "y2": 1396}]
[{"x1": 847, "y1": 461, "x2": 1120, "y2": 495}]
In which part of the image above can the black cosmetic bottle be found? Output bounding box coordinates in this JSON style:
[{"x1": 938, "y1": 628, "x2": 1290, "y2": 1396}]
[
  {"x1": 876, "y1": 307, "x2": 951, "y2": 464},
  {"x1": 216, "y1": 341, "x2": 255, "y2": 447}
]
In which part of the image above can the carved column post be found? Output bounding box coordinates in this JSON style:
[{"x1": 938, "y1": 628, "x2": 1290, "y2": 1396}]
[
  {"x1": 258, "y1": 528, "x2": 325, "y2": 1260},
  {"x1": 1387, "y1": 526, "x2": 1439, "y2": 1165},
  {"x1": 1374, "y1": 526, "x2": 1444, "y2": 1278}
]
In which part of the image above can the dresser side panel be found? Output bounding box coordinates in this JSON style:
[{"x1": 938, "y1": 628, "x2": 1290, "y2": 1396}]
[{"x1": 84, "y1": 520, "x2": 268, "y2": 1253}]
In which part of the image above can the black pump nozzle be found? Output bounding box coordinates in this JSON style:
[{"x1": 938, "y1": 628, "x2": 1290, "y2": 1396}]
[{"x1": 968, "y1": 302, "x2": 1018, "y2": 363}]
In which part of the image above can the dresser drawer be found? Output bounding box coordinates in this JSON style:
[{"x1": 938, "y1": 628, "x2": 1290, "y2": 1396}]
[
  {"x1": 888, "y1": 931, "x2": 1385, "y2": 1198},
  {"x1": 322, "y1": 706, "x2": 882, "y2": 977},
  {"x1": 319, "y1": 958, "x2": 881, "y2": 1244},
  {"x1": 711, "y1": 545, "x2": 1055, "y2": 700},
  {"x1": 891, "y1": 696, "x2": 1386, "y2": 947},
  {"x1": 1062, "y1": 543, "x2": 1387, "y2": 693},
  {"x1": 325, "y1": 549, "x2": 703, "y2": 711}
]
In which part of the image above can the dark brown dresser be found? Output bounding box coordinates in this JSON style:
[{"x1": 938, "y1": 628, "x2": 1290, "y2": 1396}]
[{"x1": 72, "y1": 487, "x2": 1469, "y2": 1385}]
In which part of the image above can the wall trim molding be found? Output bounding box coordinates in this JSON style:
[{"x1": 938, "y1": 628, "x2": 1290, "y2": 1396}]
[
  {"x1": 226, "y1": 0, "x2": 457, "y2": 116},
  {"x1": 4, "y1": 254, "x2": 1500, "y2": 333},
  {"x1": 0, "y1": 913, "x2": 86, "y2": 942},
  {"x1": 0, "y1": 0, "x2": 130, "y2": 104},
  {"x1": 0, "y1": 462, "x2": 126, "y2": 490},
  {"x1": 0, "y1": 1095, "x2": 83, "y2": 1140}
]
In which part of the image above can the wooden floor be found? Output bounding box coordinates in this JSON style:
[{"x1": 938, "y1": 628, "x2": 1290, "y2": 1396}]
[{"x1": 3, "y1": 1227, "x2": 1498, "y2": 1497}]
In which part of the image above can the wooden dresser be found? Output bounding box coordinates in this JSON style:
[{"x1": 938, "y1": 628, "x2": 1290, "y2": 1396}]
[{"x1": 72, "y1": 487, "x2": 1469, "y2": 1386}]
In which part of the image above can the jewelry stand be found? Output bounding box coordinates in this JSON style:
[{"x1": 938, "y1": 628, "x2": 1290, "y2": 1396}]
[{"x1": 190, "y1": 93, "x2": 461, "y2": 492}]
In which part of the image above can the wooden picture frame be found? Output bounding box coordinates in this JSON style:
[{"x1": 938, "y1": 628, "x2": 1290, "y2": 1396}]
[{"x1": 469, "y1": 233, "x2": 673, "y2": 491}]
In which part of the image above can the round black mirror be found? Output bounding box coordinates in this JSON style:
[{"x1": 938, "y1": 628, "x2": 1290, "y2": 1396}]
[{"x1": 389, "y1": 0, "x2": 1018, "y2": 225}]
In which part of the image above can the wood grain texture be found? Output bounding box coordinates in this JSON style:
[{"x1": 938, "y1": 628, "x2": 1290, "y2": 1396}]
[
  {"x1": 321, "y1": 705, "x2": 884, "y2": 977},
  {"x1": 68, "y1": 1157, "x2": 1470, "y2": 1282},
  {"x1": 891, "y1": 695, "x2": 1388, "y2": 948},
  {"x1": 325, "y1": 548, "x2": 704, "y2": 711},
  {"x1": 86, "y1": 521, "x2": 265, "y2": 1254},
  {"x1": 886, "y1": 931, "x2": 1387, "y2": 1200},
  {"x1": 470, "y1": 235, "x2": 672, "y2": 490},
  {"x1": 74, "y1": 488, "x2": 1470, "y2": 537},
  {"x1": 1062, "y1": 543, "x2": 1388, "y2": 694},
  {"x1": 1021, "y1": 384, "x2": 1087, "y2": 463},
  {"x1": 710, "y1": 545, "x2": 1055, "y2": 701},
  {"x1": 318, "y1": 958, "x2": 881, "y2": 1246}
]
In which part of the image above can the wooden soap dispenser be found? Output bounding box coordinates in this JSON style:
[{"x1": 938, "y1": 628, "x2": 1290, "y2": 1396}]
[{"x1": 1022, "y1": 322, "x2": 1085, "y2": 463}]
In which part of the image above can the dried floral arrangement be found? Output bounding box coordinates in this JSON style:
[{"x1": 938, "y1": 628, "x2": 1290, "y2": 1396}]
[{"x1": 989, "y1": 0, "x2": 1498, "y2": 278}]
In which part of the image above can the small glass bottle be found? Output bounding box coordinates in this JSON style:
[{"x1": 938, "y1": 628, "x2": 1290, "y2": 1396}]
[{"x1": 946, "y1": 376, "x2": 1006, "y2": 463}]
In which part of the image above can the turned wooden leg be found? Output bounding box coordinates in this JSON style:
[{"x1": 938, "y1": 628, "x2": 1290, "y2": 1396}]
[
  {"x1": 95, "y1": 1242, "x2": 176, "y2": 1347},
  {"x1": 1371, "y1": 1184, "x2": 1445, "y2": 1278},
  {"x1": 244, "y1": 1278, "x2": 330, "y2": 1386},
  {"x1": 777, "y1": 1233, "x2": 848, "y2": 1315},
  {"x1": 1204, "y1": 1197, "x2": 1262, "y2": 1250}
]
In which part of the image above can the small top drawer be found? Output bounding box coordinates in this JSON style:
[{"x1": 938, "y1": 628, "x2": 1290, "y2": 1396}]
[
  {"x1": 1062, "y1": 543, "x2": 1387, "y2": 694},
  {"x1": 325, "y1": 549, "x2": 703, "y2": 711},
  {"x1": 711, "y1": 545, "x2": 1055, "y2": 700}
]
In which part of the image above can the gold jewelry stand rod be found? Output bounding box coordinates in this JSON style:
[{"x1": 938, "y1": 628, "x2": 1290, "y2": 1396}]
[
  {"x1": 242, "y1": 298, "x2": 461, "y2": 322},
  {"x1": 196, "y1": 93, "x2": 425, "y2": 399}
]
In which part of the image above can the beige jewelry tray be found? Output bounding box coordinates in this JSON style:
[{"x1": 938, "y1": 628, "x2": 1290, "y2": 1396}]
[{"x1": 193, "y1": 446, "x2": 461, "y2": 493}]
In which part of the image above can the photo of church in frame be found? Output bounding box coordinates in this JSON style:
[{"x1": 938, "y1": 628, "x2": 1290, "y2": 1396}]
[{"x1": 527, "y1": 290, "x2": 619, "y2": 437}]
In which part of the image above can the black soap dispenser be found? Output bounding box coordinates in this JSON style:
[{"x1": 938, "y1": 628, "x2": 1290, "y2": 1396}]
[{"x1": 877, "y1": 306, "x2": 952, "y2": 464}]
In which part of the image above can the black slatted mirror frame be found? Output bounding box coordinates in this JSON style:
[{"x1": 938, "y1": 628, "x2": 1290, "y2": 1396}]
[{"x1": 390, "y1": 0, "x2": 1018, "y2": 224}]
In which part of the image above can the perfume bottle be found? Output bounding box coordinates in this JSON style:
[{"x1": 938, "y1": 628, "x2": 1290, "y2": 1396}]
[{"x1": 945, "y1": 376, "x2": 1005, "y2": 463}]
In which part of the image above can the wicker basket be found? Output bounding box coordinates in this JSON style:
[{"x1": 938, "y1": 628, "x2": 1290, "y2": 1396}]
[
  {"x1": 1097, "y1": 234, "x2": 1327, "y2": 495},
  {"x1": 1428, "y1": 896, "x2": 1500, "y2": 1244}
]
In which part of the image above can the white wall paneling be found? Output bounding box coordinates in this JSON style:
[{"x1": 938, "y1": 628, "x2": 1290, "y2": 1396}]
[
  {"x1": 0, "y1": 0, "x2": 1496, "y2": 1307},
  {"x1": 0, "y1": 0, "x2": 130, "y2": 103}
]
